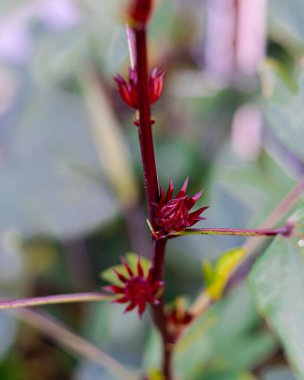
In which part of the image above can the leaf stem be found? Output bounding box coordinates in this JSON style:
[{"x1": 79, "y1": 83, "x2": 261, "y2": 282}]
[
  {"x1": 0, "y1": 292, "x2": 111, "y2": 310},
  {"x1": 171, "y1": 224, "x2": 293, "y2": 238}
]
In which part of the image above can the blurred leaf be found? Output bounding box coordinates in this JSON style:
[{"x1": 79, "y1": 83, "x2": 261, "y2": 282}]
[
  {"x1": 83, "y1": 301, "x2": 147, "y2": 368},
  {"x1": 0, "y1": 313, "x2": 17, "y2": 360},
  {"x1": 212, "y1": 147, "x2": 296, "y2": 227},
  {"x1": 34, "y1": 25, "x2": 128, "y2": 83},
  {"x1": 270, "y1": 0, "x2": 304, "y2": 43},
  {"x1": 174, "y1": 284, "x2": 277, "y2": 380},
  {"x1": 80, "y1": 69, "x2": 138, "y2": 208},
  {"x1": 142, "y1": 328, "x2": 162, "y2": 374},
  {"x1": 249, "y1": 232, "x2": 304, "y2": 379},
  {"x1": 75, "y1": 0, "x2": 128, "y2": 74},
  {"x1": 155, "y1": 137, "x2": 203, "y2": 186},
  {"x1": 24, "y1": 239, "x2": 58, "y2": 275},
  {"x1": 0, "y1": 230, "x2": 24, "y2": 288},
  {"x1": 34, "y1": 26, "x2": 92, "y2": 84},
  {"x1": 262, "y1": 367, "x2": 297, "y2": 380},
  {"x1": 262, "y1": 62, "x2": 304, "y2": 163},
  {"x1": 0, "y1": 85, "x2": 118, "y2": 238},
  {"x1": 75, "y1": 361, "x2": 116, "y2": 380},
  {"x1": 0, "y1": 0, "x2": 28, "y2": 19}
]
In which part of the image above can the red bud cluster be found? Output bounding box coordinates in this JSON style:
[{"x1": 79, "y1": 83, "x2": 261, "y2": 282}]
[
  {"x1": 114, "y1": 67, "x2": 164, "y2": 110},
  {"x1": 127, "y1": 0, "x2": 153, "y2": 26},
  {"x1": 167, "y1": 307, "x2": 192, "y2": 336},
  {"x1": 154, "y1": 178, "x2": 208, "y2": 236},
  {"x1": 104, "y1": 257, "x2": 164, "y2": 318}
]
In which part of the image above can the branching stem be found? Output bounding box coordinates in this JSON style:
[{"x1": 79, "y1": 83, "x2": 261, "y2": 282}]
[{"x1": 128, "y1": 22, "x2": 173, "y2": 380}]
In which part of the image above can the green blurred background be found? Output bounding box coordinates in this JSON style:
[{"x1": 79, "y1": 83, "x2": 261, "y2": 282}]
[{"x1": 0, "y1": 0, "x2": 303, "y2": 379}]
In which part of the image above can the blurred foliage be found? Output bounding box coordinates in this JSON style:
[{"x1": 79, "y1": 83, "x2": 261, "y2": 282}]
[
  {"x1": 174, "y1": 284, "x2": 277, "y2": 380},
  {"x1": 0, "y1": 0, "x2": 304, "y2": 379},
  {"x1": 249, "y1": 202, "x2": 304, "y2": 379}
]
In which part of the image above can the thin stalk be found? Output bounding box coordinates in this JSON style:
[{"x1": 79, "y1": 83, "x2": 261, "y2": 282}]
[
  {"x1": 0, "y1": 292, "x2": 111, "y2": 310},
  {"x1": 170, "y1": 224, "x2": 292, "y2": 238},
  {"x1": 150, "y1": 239, "x2": 174, "y2": 380},
  {"x1": 128, "y1": 23, "x2": 172, "y2": 380},
  {"x1": 133, "y1": 27, "x2": 159, "y2": 223}
]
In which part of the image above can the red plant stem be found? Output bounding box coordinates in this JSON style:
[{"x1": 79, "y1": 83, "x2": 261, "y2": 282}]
[
  {"x1": 134, "y1": 27, "x2": 159, "y2": 223},
  {"x1": 151, "y1": 239, "x2": 174, "y2": 380},
  {"x1": 151, "y1": 239, "x2": 166, "y2": 280},
  {"x1": 131, "y1": 24, "x2": 173, "y2": 379},
  {"x1": 150, "y1": 226, "x2": 174, "y2": 380}
]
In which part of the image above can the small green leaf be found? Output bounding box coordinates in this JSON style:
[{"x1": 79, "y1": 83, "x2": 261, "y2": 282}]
[
  {"x1": 147, "y1": 369, "x2": 165, "y2": 380},
  {"x1": 203, "y1": 247, "x2": 246, "y2": 300},
  {"x1": 202, "y1": 260, "x2": 215, "y2": 286}
]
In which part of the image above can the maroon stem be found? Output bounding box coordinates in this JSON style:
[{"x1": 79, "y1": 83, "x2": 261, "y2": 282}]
[
  {"x1": 132, "y1": 25, "x2": 173, "y2": 379},
  {"x1": 150, "y1": 239, "x2": 173, "y2": 380},
  {"x1": 151, "y1": 239, "x2": 166, "y2": 280},
  {"x1": 134, "y1": 28, "x2": 159, "y2": 224}
]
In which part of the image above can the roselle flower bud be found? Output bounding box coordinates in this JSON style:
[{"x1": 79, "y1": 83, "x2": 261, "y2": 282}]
[
  {"x1": 127, "y1": 0, "x2": 153, "y2": 27},
  {"x1": 114, "y1": 66, "x2": 164, "y2": 109},
  {"x1": 104, "y1": 257, "x2": 164, "y2": 318},
  {"x1": 154, "y1": 178, "x2": 208, "y2": 236},
  {"x1": 167, "y1": 306, "x2": 192, "y2": 331}
]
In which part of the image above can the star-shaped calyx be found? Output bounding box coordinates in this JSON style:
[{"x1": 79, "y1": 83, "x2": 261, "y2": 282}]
[
  {"x1": 154, "y1": 178, "x2": 208, "y2": 236},
  {"x1": 104, "y1": 256, "x2": 164, "y2": 318}
]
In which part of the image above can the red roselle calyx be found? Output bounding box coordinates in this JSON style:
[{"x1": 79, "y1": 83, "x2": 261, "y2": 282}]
[
  {"x1": 127, "y1": 0, "x2": 153, "y2": 27},
  {"x1": 114, "y1": 67, "x2": 164, "y2": 110},
  {"x1": 104, "y1": 257, "x2": 164, "y2": 318},
  {"x1": 154, "y1": 178, "x2": 209, "y2": 236}
]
